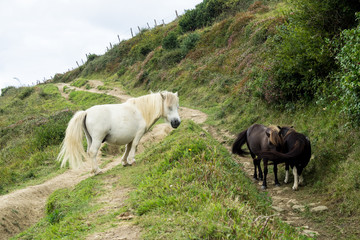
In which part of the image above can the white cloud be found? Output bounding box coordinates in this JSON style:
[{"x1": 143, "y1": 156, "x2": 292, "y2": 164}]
[{"x1": 0, "y1": 0, "x2": 202, "y2": 92}]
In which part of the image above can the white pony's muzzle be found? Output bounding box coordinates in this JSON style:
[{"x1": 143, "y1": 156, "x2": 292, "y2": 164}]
[{"x1": 171, "y1": 118, "x2": 181, "y2": 128}]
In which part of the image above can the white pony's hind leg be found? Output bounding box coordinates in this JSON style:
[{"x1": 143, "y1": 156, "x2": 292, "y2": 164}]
[
  {"x1": 292, "y1": 166, "x2": 299, "y2": 191},
  {"x1": 88, "y1": 139, "x2": 102, "y2": 175},
  {"x1": 85, "y1": 132, "x2": 92, "y2": 153},
  {"x1": 121, "y1": 141, "x2": 132, "y2": 166}
]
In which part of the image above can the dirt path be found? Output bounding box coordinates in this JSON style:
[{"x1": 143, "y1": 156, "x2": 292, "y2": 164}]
[
  {"x1": 0, "y1": 80, "x2": 324, "y2": 239},
  {"x1": 205, "y1": 126, "x2": 327, "y2": 239}
]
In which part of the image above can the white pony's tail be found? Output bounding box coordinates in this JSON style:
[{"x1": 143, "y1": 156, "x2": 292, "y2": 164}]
[{"x1": 57, "y1": 111, "x2": 88, "y2": 169}]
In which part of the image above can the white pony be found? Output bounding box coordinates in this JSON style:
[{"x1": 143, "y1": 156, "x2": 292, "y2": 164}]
[{"x1": 57, "y1": 91, "x2": 181, "y2": 174}]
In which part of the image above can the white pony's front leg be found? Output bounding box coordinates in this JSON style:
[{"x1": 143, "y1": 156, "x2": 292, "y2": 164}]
[
  {"x1": 121, "y1": 141, "x2": 132, "y2": 166},
  {"x1": 126, "y1": 129, "x2": 146, "y2": 166},
  {"x1": 292, "y1": 166, "x2": 299, "y2": 191}
]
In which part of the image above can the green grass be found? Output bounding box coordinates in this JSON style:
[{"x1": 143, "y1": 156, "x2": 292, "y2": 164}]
[
  {"x1": 0, "y1": 85, "x2": 122, "y2": 195},
  {"x1": 13, "y1": 121, "x2": 307, "y2": 239},
  {"x1": 13, "y1": 178, "x2": 103, "y2": 240},
  {"x1": 70, "y1": 78, "x2": 88, "y2": 88},
  {"x1": 3, "y1": 0, "x2": 360, "y2": 238},
  {"x1": 68, "y1": 91, "x2": 121, "y2": 109}
]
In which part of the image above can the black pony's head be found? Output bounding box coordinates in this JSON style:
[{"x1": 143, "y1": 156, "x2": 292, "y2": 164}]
[{"x1": 278, "y1": 126, "x2": 294, "y2": 138}]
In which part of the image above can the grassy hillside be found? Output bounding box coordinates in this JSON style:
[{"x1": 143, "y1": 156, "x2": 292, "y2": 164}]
[
  {"x1": 0, "y1": 85, "x2": 120, "y2": 194},
  {"x1": 14, "y1": 121, "x2": 308, "y2": 239},
  {"x1": 1, "y1": 0, "x2": 360, "y2": 238},
  {"x1": 50, "y1": 0, "x2": 360, "y2": 216}
]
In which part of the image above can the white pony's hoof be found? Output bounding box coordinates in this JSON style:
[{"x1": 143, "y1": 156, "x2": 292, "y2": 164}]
[
  {"x1": 128, "y1": 159, "x2": 136, "y2": 165},
  {"x1": 122, "y1": 162, "x2": 130, "y2": 167},
  {"x1": 93, "y1": 168, "x2": 103, "y2": 175},
  {"x1": 292, "y1": 185, "x2": 299, "y2": 191}
]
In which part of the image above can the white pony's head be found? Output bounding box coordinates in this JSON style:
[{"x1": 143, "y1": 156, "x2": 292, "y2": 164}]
[{"x1": 161, "y1": 91, "x2": 181, "y2": 128}]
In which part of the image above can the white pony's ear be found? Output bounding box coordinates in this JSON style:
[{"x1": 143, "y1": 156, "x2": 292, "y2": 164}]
[
  {"x1": 160, "y1": 92, "x2": 166, "y2": 100},
  {"x1": 175, "y1": 92, "x2": 178, "y2": 97}
]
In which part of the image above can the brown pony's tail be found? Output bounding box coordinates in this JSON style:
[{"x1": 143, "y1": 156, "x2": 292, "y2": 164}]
[
  {"x1": 232, "y1": 129, "x2": 249, "y2": 155},
  {"x1": 259, "y1": 141, "x2": 305, "y2": 161}
]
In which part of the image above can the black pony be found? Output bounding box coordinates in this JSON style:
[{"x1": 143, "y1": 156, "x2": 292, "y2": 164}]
[
  {"x1": 260, "y1": 126, "x2": 311, "y2": 190},
  {"x1": 232, "y1": 124, "x2": 284, "y2": 189}
]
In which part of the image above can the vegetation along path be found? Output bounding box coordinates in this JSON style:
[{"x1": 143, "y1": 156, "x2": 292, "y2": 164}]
[{"x1": 1, "y1": 80, "x2": 325, "y2": 239}]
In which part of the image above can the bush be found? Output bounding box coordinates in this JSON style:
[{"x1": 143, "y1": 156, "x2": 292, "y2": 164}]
[
  {"x1": 18, "y1": 87, "x2": 34, "y2": 100},
  {"x1": 33, "y1": 110, "x2": 73, "y2": 150},
  {"x1": 162, "y1": 31, "x2": 179, "y2": 50},
  {"x1": 179, "y1": 0, "x2": 257, "y2": 32},
  {"x1": 181, "y1": 33, "x2": 200, "y2": 53},
  {"x1": 336, "y1": 13, "x2": 360, "y2": 124},
  {"x1": 86, "y1": 54, "x2": 98, "y2": 62},
  {"x1": 260, "y1": 0, "x2": 360, "y2": 103},
  {"x1": 1, "y1": 86, "x2": 16, "y2": 96}
]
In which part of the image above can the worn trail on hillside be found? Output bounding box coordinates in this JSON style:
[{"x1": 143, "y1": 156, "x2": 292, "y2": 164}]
[
  {"x1": 0, "y1": 81, "x2": 207, "y2": 240},
  {"x1": 0, "y1": 81, "x2": 324, "y2": 239}
]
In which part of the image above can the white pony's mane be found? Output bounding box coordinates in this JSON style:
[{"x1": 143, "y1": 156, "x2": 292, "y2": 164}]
[{"x1": 126, "y1": 91, "x2": 178, "y2": 130}]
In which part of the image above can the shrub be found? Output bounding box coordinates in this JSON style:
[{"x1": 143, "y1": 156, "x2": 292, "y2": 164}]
[
  {"x1": 1, "y1": 86, "x2": 16, "y2": 96},
  {"x1": 18, "y1": 87, "x2": 34, "y2": 100},
  {"x1": 162, "y1": 31, "x2": 179, "y2": 50},
  {"x1": 179, "y1": 0, "x2": 257, "y2": 32},
  {"x1": 180, "y1": 33, "x2": 200, "y2": 53},
  {"x1": 86, "y1": 53, "x2": 98, "y2": 62},
  {"x1": 260, "y1": 0, "x2": 360, "y2": 103},
  {"x1": 33, "y1": 110, "x2": 73, "y2": 150},
  {"x1": 336, "y1": 13, "x2": 360, "y2": 124}
]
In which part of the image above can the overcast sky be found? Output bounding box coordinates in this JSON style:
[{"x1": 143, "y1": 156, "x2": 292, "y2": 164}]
[{"x1": 0, "y1": 0, "x2": 202, "y2": 92}]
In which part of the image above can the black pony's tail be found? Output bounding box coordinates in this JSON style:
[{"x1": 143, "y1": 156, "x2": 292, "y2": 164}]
[
  {"x1": 232, "y1": 129, "x2": 249, "y2": 156},
  {"x1": 259, "y1": 141, "x2": 305, "y2": 161}
]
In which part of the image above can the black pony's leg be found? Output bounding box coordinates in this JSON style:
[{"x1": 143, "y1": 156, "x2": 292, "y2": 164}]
[
  {"x1": 274, "y1": 163, "x2": 280, "y2": 186},
  {"x1": 297, "y1": 166, "x2": 304, "y2": 185},
  {"x1": 250, "y1": 152, "x2": 258, "y2": 180},
  {"x1": 262, "y1": 159, "x2": 268, "y2": 189},
  {"x1": 258, "y1": 159, "x2": 263, "y2": 180},
  {"x1": 253, "y1": 158, "x2": 258, "y2": 180}
]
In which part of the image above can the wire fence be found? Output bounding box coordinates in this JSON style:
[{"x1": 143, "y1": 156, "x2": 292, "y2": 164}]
[{"x1": 31, "y1": 9, "x2": 186, "y2": 87}]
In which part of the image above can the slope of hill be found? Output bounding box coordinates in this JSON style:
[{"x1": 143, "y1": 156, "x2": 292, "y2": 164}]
[
  {"x1": 51, "y1": 0, "x2": 360, "y2": 219},
  {"x1": 1, "y1": 0, "x2": 360, "y2": 239}
]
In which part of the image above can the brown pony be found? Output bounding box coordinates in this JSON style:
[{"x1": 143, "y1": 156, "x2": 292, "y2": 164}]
[
  {"x1": 259, "y1": 126, "x2": 311, "y2": 190},
  {"x1": 232, "y1": 124, "x2": 284, "y2": 189}
]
